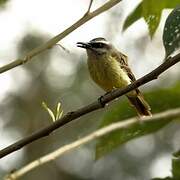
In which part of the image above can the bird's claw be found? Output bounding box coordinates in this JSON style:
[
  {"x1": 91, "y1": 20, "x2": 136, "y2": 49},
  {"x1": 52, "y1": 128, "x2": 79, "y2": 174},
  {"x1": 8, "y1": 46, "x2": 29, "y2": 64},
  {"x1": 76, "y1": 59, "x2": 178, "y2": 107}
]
[
  {"x1": 98, "y1": 91, "x2": 112, "y2": 107},
  {"x1": 98, "y1": 96, "x2": 106, "y2": 107}
]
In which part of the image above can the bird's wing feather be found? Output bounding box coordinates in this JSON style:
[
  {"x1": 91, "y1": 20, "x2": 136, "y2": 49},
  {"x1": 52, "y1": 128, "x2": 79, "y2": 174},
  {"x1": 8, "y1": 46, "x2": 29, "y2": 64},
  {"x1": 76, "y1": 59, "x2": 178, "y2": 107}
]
[
  {"x1": 111, "y1": 51, "x2": 136, "y2": 82},
  {"x1": 111, "y1": 50, "x2": 151, "y2": 115}
]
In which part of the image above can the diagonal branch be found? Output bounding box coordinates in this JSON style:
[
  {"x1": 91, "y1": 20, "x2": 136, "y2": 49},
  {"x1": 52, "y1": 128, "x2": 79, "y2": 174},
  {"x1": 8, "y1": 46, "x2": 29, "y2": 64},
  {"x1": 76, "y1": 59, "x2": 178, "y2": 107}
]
[
  {"x1": 0, "y1": 0, "x2": 122, "y2": 74},
  {"x1": 5, "y1": 107, "x2": 180, "y2": 180},
  {"x1": 0, "y1": 53, "x2": 179, "y2": 159}
]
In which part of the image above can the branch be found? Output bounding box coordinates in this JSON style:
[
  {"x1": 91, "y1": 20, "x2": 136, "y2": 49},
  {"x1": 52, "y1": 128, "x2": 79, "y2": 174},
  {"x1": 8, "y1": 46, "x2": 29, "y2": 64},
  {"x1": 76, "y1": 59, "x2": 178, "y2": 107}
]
[
  {"x1": 0, "y1": 53, "x2": 179, "y2": 159},
  {"x1": 4, "y1": 108, "x2": 180, "y2": 180},
  {"x1": 0, "y1": 0, "x2": 122, "y2": 74},
  {"x1": 85, "y1": 0, "x2": 94, "y2": 15}
]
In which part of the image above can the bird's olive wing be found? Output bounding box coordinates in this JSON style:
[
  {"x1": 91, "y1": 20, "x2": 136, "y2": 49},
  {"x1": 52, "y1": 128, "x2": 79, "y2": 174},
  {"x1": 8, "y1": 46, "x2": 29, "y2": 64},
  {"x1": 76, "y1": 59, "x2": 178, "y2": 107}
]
[{"x1": 111, "y1": 51, "x2": 136, "y2": 82}]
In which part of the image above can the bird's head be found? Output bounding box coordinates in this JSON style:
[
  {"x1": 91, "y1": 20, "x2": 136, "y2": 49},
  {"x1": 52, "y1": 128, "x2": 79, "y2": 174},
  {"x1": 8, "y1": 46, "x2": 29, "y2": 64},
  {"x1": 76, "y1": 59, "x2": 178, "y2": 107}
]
[{"x1": 77, "y1": 37, "x2": 113, "y2": 56}]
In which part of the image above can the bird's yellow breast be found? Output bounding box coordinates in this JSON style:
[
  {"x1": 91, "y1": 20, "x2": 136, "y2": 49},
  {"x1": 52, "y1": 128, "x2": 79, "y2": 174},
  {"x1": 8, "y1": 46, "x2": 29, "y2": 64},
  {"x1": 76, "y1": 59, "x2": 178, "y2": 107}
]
[{"x1": 87, "y1": 54, "x2": 131, "y2": 92}]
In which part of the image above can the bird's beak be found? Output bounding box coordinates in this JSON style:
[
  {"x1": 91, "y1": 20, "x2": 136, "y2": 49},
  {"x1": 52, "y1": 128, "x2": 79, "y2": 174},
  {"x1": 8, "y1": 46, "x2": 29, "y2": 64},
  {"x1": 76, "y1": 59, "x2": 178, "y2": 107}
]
[{"x1": 76, "y1": 42, "x2": 92, "y2": 49}]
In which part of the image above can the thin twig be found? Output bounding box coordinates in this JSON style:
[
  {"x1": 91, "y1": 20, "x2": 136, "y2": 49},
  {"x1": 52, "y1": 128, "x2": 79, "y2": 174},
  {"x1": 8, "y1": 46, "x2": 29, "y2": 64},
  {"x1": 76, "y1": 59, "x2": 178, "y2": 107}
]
[
  {"x1": 0, "y1": 53, "x2": 179, "y2": 159},
  {"x1": 85, "y1": 0, "x2": 94, "y2": 15},
  {"x1": 55, "y1": 44, "x2": 70, "y2": 54},
  {"x1": 0, "y1": 0, "x2": 122, "y2": 74},
  {"x1": 4, "y1": 108, "x2": 180, "y2": 180}
]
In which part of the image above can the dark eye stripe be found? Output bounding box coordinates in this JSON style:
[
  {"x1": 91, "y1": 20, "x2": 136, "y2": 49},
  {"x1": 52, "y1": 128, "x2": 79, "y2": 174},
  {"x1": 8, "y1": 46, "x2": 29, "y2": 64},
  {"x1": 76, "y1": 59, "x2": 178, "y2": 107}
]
[{"x1": 91, "y1": 42, "x2": 104, "y2": 48}]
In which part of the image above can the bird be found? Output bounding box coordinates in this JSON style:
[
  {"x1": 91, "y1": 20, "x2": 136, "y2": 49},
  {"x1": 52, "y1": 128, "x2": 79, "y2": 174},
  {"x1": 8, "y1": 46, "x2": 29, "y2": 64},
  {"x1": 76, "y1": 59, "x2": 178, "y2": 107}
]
[{"x1": 77, "y1": 37, "x2": 151, "y2": 117}]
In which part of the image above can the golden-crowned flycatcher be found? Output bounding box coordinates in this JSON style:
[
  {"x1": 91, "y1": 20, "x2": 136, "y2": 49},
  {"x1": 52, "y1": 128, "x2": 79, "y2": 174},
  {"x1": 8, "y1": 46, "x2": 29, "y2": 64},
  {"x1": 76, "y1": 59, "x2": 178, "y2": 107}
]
[{"x1": 77, "y1": 37, "x2": 151, "y2": 116}]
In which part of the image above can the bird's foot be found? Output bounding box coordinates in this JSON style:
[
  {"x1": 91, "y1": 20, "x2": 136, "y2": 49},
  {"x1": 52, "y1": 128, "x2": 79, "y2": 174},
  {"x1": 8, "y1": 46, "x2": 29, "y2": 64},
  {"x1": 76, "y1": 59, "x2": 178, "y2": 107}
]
[
  {"x1": 98, "y1": 96, "x2": 106, "y2": 107},
  {"x1": 98, "y1": 90, "x2": 114, "y2": 107}
]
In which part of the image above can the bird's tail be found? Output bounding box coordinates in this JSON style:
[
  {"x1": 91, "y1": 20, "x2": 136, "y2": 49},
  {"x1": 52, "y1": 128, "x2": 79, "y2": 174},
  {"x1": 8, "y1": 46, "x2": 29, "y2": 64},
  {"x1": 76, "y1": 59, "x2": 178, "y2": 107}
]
[{"x1": 127, "y1": 92, "x2": 152, "y2": 117}]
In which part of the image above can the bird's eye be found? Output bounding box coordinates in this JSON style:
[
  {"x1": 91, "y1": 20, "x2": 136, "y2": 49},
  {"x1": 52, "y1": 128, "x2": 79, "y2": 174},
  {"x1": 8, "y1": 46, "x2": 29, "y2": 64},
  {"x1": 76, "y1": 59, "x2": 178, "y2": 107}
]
[
  {"x1": 98, "y1": 43, "x2": 104, "y2": 48},
  {"x1": 92, "y1": 42, "x2": 104, "y2": 48}
]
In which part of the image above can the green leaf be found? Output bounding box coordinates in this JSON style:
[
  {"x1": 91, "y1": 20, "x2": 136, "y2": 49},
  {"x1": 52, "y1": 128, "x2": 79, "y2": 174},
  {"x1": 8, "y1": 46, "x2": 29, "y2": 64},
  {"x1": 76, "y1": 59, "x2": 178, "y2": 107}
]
[
  {"x1": 163, "y1": 7, "x2": 180, "y2": 58},
  {"x1": 122, "y1": 0, "x2": 180, "y2": 38},
  {"x1": 166, "y1": 1, "x2": 180, "y2": 9},
  {"x1": 96, "y1": 83, "x2": 180, "y2": 160},
  {"x1": 172, "y1": 156, "x2": 180, "y2": 179},
  {"x1": 55, "y1": 102, "x2": 63, "y2": 120},
  {"x1": 0, "y1": 0, "x2": 8, "y2": 6},
  {"x1": 174, "y1": 149, "x2": 180, "y2": 157},
  {"x1": 42, "y1": 101, "x2": 56, "y2": 122},
  {"x1": 142, "y1": 0, "x2": 165, "y2": 37},
  {"x1": 122, "y1": 3, "x2": 142, "y2": 31}
]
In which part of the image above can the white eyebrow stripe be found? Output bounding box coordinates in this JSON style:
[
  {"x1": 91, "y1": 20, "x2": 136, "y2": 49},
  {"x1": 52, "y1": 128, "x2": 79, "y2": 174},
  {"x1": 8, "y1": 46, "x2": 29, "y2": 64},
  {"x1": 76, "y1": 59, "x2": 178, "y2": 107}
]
[{"x1": 91, "y1": 40, "x2": 110, "y2": 45}]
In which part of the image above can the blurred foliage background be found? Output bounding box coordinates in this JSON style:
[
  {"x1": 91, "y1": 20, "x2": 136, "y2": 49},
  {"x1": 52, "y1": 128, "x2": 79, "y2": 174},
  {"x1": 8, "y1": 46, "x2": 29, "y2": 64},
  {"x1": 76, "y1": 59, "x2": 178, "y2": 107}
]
[{"x1": 0, "y1": 0, "x2": 179, "y2": 180}]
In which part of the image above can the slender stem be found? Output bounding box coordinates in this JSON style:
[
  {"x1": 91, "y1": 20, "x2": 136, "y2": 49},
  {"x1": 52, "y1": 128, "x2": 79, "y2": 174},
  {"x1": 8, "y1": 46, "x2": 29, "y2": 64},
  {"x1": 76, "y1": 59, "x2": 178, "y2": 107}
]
[
  {"x1": 4, "y1": 108, "x2": 180, "y2": 180},
  {"x1": 0, "y1": 53, "x2": 179, "y2": 159},
  {"x1": 86, "y1": 0, "x2": 94, "y2": 14}
]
